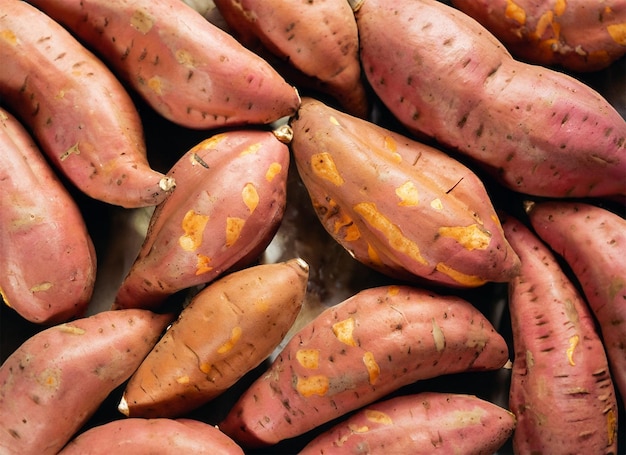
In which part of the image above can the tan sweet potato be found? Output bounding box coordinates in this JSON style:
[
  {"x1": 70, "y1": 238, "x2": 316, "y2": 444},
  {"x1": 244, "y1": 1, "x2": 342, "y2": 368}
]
[
  {"x1": 58, "y1": 418, "x2": 244, "y2": 455},
  {"x1": 0, "y1": 107, "x2": 96, "y2": 324},
  {"x1": 527, "y1": 200, "x2": 626, "y2": 406},
  {"x1": 300, "y1": 392, "x2": 516, "y2": 455},
  {"x1": 0, "y1": 309, "x2": 173, "y2": 455},
  {"x1": 0, "y1": 0, "x2": 174, "y2": 208},
  {"x1": 289, "y1": 97, "x2": 520, "y2": 288},
  {"x1": 451, "y1": 0, "x2": 626, "y2": 72},
  {"x1": 356, "y1": 0, "x2": 626, "y2": 198},
  {"x1": 502, "y1": 214, "x2": 618, "y2": 454},
  {"x1": 219, "y1": 285, "x2": 509, "y2": 447},
  {"x1": 114, "y1": 127, "x2": 291, "y2": 310},
  {"x1": 28, "y1": 0, "x2": 301, "y2": 129},
  {"x1": 119, "y1": 258, "x2": 309, "y2": 418}
]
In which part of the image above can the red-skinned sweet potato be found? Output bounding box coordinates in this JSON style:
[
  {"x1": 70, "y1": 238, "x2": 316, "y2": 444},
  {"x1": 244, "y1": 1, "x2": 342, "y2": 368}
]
[
  {"x1": 289, "y1": 97, "x2": 520, "y2": 288},
  {"x1": 502, "y1": 214, "x2": 618, "y2": 454},
  {"x1": 27, "y1": 0, "x2": 301, "y2": 130},
  {"x1": 0, "y1": 309, "x2": 173, "y2": 455},
  {"x1": 113, "y1": 127, "x2": 291, "y2": 310},
  {"x1": 0, "y1": 0, "x2": 174, "y2": 208},
  {"x1": 119, "y1": 258, "x2": 309, "y2": 418},
  {"x1": 212, "y1": 0, "x2": 369, "y2": 118},
  {"x1": 58, "y1": 418, "x2": 244, "y2": 455},
  {"x1": 527, "y1": 200, "x2": 626, "y2": 406},
  {"x1": 219, "y1": 285, "x2": 510, "y2": 447},
  {"x1": 451, "y1": 0, "x2": 626, "y2": 72},
  {"x1": 0, "y1": 107, "x2": 96, "y2": 324},
  {"x1": 356, "y1": 0, "x2": 626, "y2": 198},
  {"x1": 300, "y1": 392, "x2": 516, "y2": 455}
]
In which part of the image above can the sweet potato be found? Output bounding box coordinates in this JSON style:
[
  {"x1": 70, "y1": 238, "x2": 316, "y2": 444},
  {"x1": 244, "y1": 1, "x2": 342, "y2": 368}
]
[
  {"x1": 212, "y1": 0, "x2": 369, "y2": 118},
  {"x1": 527, "y1": 200, "x2": 626, "y2": 406},
  {"x1": 119, "y1": 258, "x2": 309, "y2": 418},
  {"x1": 0, "y1": 0, "x2": 174, "y2": 208},
  {"x1": 27, "y1": 0, "x2": 301, "y2": 129},
  {"x1": 300, "y1": 392, "x2": 516, "y2": 455},
  {"x1": 0, "y1": 107, "x2": 96, "y2": 324},
  {"x1": 219, "y1": 285, "x2": 509, "y2": 447},
  {"x1": 57, "y1": 418, "x2": 244, "y2": 455},
  {"x1": 451, "y1": 0, "x2": 626, "y2": 72},
  {"x1": 289, "y1": 97, "x2": 520, "y2": 288},
  {"x1": 356, "y1": 0, "x2": 626, "y2": 198},
  {"x1": 0, "y1": 309, "x2": 172, "y2": 455},
  {"x1": 502, "y1": 214, "x2": 618, "y2": 454}
]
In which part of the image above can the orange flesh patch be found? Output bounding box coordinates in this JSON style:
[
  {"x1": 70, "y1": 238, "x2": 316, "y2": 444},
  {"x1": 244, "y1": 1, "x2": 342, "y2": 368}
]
[
  {"x1": 296, "y1": 349, "x2": 320, "y2": 369},
  {"x1": 242, "y1": 183, "x2": 259, "y2": 213},
  {"x1": 435, "y1": 262, "x2": 487, "y2": 286},
  {"x1": 607, "y1": 23, "x2": 626, "y2": 45},
  {"x1": 396, "y1": 181, "x2": 419, "y2": 206},
  {"x1": 311, "y1": 152, "x2": 344, "y2": 186},
  {"x1": 175, "y1": 49, "x2": 195, "y2": 67},
  {"x1": 430, "y1": 198, "x2": 443, "y2": 210},
  {"x1": 367, "y1": 243, "x2": 383, "y2": 267},
  {"x1": 363, "y1": 352, "x2": 380, "y2": 385},
  {"x1": 566, "y1": 335, "x2": 579, "y2": 366},
  {"x1": 240, "y1": 143, "x2": 262, "y2": 156},
  {"x1": 30, "y1": 282, "x2": 53, "y2": 292},
  {"x1": 38, "y1": 368, "x2": 61, "y2": 389},
  {"x1": 438, "y1": 224, "x2": 491, "y2": 251},
  {"x1": 179, "y1": 210, "x2": 209, "y2": 252},
  {"x1": 505, "y1": 0, "x2": 526, "y2": 25},
  {"x1": 365, "y1": 409, "x2": 393, "y2": 425},
  {"x1": 217, "y1": 326, "x2": 242, "y2": 354},
  {"x1": 332, "y1": 317, "x2": 357, "y2": 346},
  {"x1": 147, "y1": 76, "x2": 163, "y2": 95},
  {"x1": 266, "y1": 162, "x2": 282, "y2": 182},
  {"x1": 554, "y1": 0, "x2": 567, "y2": 16},
  {"x1": 225, "y1": 217, "x2": 245, "y2": 247},
  {"x1": 383, "y1": 135, "x2": 402, "y2": 163},
  {"x1": 0, "y1": 29, "x2": 17, "y2": 45},
  {"x1": 296, "y1": 375, "x2": 329, "y2": 397},
  {"x1": 195, "y1": 254, "x2": 213, "y2": 275}
]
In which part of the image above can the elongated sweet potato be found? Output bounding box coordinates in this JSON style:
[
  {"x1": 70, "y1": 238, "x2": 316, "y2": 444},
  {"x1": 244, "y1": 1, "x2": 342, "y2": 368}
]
[
  {"x1": 119, "y1": 258, "x2": 309, "y2": 418},
  {"x1": 451, "y1": 0, "x2": 626, "y2": 72},
  {"x1": 502, "y1": 214, "x2": 618, "y2": 454},
  {"x1": 527, "y1": 200, "x2": 626, "y2": 406},
  {"x1": 58, "y1": 418, "x2": 244, "y2": 455},
  {"x1": 113, "y1": 127, "x2": 291, "y2": 310},
  {"x1": 300, "y1": 392, "x2": 516, "y2": 455},
  {"x1": 0, "y1": 107, "x2": 96, "y2": 324},
  {"x1": 27, "y1": 0, "x2": 300, "y2": 129},
  {"x1": 0, "y1": 0, "x2": 174, "y2": 208},
  {"x1": 213, "y1": 0, "x2": 369, "y2": 118},
  {"x1": 356, "y1": 0, "x2": 626, "y2": 198},
  {"x1": 290, "y1": 97, "x2": 520, "y2": 288},
  {"x1": 219, "y1": 285, "x2": 509, "y2": 447},
  {"x1": 0, "y1": 309, "x2": 172, "y2": 455}
]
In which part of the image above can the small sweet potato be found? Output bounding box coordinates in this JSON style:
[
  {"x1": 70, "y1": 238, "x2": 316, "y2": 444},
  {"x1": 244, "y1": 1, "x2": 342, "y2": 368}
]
[
  {"x1": 57, "y1": 418, "x2": 244, "y2": 455},
  {"x1": 0, "y1": 309, "x2": 173, "y2": 455},
  {"x1": 300, "y1": 392, "x2": 516, "y2": 455},
  {"x1": 0, "y1": 107, "x2": 96, "y2": 324},
  {"x1": 527, "y1": 200, "x2": 626, "y2": 406},
  {"x1": 114, "y1": 127, "x2": 291, "y2": 310},
  {"x1": 290, "y1": 97, "x2": 520, "y2": 288},
  {"x1": 219, "y1": 285, "x2": 509, "y2": 447},
  {"x1": 502, "y1": 214, "x2": 618, "y2": 454},
  {"x1": 356, "y1": 0, "x2": 626, "y2": 198},
  {"x1": 119, "y1": 258, "x2": 309, "y2": 418}
]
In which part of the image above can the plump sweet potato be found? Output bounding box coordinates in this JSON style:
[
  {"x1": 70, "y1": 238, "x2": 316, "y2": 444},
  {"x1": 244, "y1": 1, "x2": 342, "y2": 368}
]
[
  {"x1": 527, "y1": 200, "x2": 626, "y2": 406},
  {"x1": 502, "y1": 214, "x2": 618, "y2": 454},
  {"x1": 0, "y1": 0, "x2": 174, "y2": 208},
  {"x1": 0, "y1": 309, "x2": 172, "y2": 455},
  {"x1": 114, "y1": 127, "x2": 291, "y2": 310},
  {"x1": 57, "y1": 418, "x2": 244, "y2": 455},
  {"x1": 119, "y1": 258, "x2": 309, "y2": 418},
  {"x1": 219, "y1": 285, "x2": 509, "y2": 447},
  {"x1": 290, "y1": 97, "x2": 520, "y2": 288},
  {"x1": 0, "y1": 107, "x2": 96, "y2": 324},
  {"x1": 28, "y1": 0, "x2": 300, "y2": 129},
  {"x1": 213, "y1": 0, "x2": 369, "y2": 118},
  {"x1": 451, "y1": 0, "x2": 626, "y2": 72},
  {"x1": 300, "y1": 392, "x2": 516, "y2": 455},
  {"x1": 356, "y1": 0, "x2": 626, "y2": 198}
]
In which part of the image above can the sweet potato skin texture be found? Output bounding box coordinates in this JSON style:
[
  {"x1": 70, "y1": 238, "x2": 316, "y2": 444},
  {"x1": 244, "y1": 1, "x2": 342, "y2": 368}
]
[
  {"x1": 219, "y1": 285, "x2": 509, "y2": 447},
  {"x1": 57, "y1": 418, "x2": 244, "y2": 455},
  {"x1": 0, "y1": 0, "x2": 172, "y2": 208},
  {"x1": 114, "y1": 129, "x2": 290, "y2": 310},
  {"x1": 27, "y1": 0, "x2": 300, "y2": 129},
  {"x1": 120, "y1": 259, "x2": 309, "y2": 418},
  {"x1": 0, "y1": 108, "x2": 96, "y2": 324},
  {"x1": 290, "y1": 97, "x2": 520, "y2": 288},
  {"x1": 528, "y1": 201, "x2": 626, "y2": 406},
  {"x1": 0, "y1": 309, "x2": 172, "y2": 455},
  {"x1": 300, "y1": 392, "x2": 516, "y2": 455},
  {"x1": 356, "y1": 0, "x2": 626, "y2": 198},
  {"x1": 451, "y1": 0, "x2": 626, "y2": 72},
  {"x1": 503, "y1": 215, "x2": 618, "y2": 454}
]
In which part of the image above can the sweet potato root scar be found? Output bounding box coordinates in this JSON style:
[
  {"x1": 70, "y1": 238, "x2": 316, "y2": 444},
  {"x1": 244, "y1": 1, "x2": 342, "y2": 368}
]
[
  {"x1": 175, "y1": 49, "x2": 195, "y2": 67},
  {"x1": 332, "y1": 317, "x2": 357, "y2": 346},
  {"x1": 435, "y1": 262, "x2": 487, "y2": 286},
  {"x1": 147, "y1": 76, "x2": 163, "y2": 95},
  {"x1": 179, "y1": 210, "x2": 209, "y2": 252},
  {"x1": 347, "y1": 424, "x2": 370, "y2": 434},
  {"x1": 226, "y1": 217, "x2": 245, "y2": 247},
  {"x1": 176, "y1": 375, "x2": 190, "y2": 384},
  {"x1": 311, "y1": 152, "x2": 344, "y2": 186},
  {"x1": 296, "y1": 349, "x2": 320, "y2": 369},
  {"x1": 130, "y1": 9, "x2": 154, "y2": 34},
  {"x1": 396, "y1": 181, "x2": 419, "y2": 206},
  {"x1": 296, "y1": 375, "x2": 329, "y2": 397},
  {"x1": 266, "y1": 162, "x2": 282, "y2": 182},
  {"x1": 38, "y1": 368, "x2": 61, "y2": 389},
  {"x1": 438, "y1": 224, "x2": 491, "y2": 251},
  {"x1": 430, "y1": 198, "x2": 443, "y2": 210},
  {"x1": 242, "y1": 183, "x2": 259, "y2": 212},
  {"x1": 363, "y1": 351, "x2": 380, "y2": 385},
  {"x1": 505, "y1": 0, "x2": 526, "y2": 25},
  {"x1": 432, "y1": 319, "x2": 446, "y2": 352},
  {"x1": 217, "y1": 326, "x2": 242, "y2": 354},
  {"x1": 30, "y1": 282, "x2": 53, "y2": 293},
  {"x1": 566, "y1": 334, "x2": 579, "y2": 366},
  {"x1": 60, "y1": 143, "x2": 80, "y2": 161},
  {"x1": 365, "y1": 409, "x2": 393, "y2": 425},
  {"x1": 195, "y1": 254, "x2": 213, "y2": 275},
  {"x1": 58, "y1": 324, "x2": 86, "y2": 335},
  {"x1": 329, "y1": 115, "x2": 340, "y2": 126}
]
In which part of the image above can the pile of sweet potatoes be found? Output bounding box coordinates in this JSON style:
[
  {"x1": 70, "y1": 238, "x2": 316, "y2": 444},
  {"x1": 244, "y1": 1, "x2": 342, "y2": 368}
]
[{"x1": 1, "y1": 0, "x2": 624, "y2": 453}]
